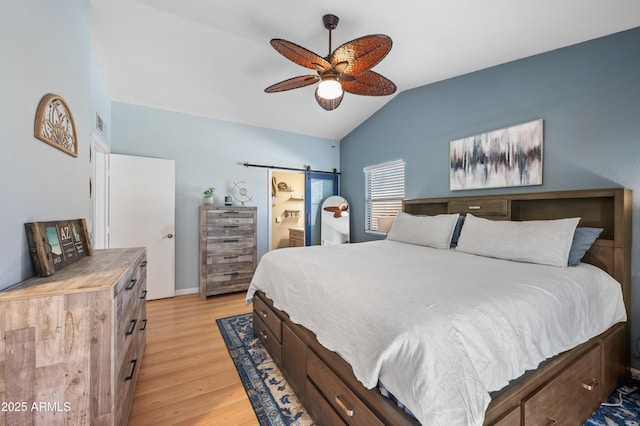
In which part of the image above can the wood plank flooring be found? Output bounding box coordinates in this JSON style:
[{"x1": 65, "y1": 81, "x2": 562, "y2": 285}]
[{"x1": 128, "y1": 292, "x2": 259, "y2": 426}]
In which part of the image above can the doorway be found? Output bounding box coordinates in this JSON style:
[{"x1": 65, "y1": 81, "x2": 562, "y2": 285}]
[
  {"x1": 91, "y1": 134, "x2": 110, "y2": 249},
  {"x1": 270, "y1": 170, "x2": 339, "y2": 249},
  {"x1": 271, "y1": 171, "x2": 305, "y2": 249},
  {"x1": 305, "y1": 172, "x2": 339, "y2": 246}
]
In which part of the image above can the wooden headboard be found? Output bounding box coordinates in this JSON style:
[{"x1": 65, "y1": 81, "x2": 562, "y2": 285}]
[{"x1": 403, "y1": 188, "x2": 632, "y2": 315}]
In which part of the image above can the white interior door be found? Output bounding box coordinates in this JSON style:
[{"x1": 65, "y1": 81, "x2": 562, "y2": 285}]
[{"x1": 109, "y1": 154, "x2": 175, "y2": 300}]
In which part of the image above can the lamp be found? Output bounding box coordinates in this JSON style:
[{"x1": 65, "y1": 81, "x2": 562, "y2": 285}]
[
  {"x1": 377, "y1": 216, "x2": 395, "y2": 236},
  {"x1": 317, "y1": 75, "x2": 343, "y2": 100}
]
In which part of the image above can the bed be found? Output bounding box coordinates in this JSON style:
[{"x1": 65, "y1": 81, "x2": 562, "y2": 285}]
[{"x1": 246, "y1": 188, "x2": 631, "y2": 425}]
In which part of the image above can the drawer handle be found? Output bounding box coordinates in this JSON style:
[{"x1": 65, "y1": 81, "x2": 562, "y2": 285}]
[
  {"x1": 224, "y1": 272, "x2": 240, "y2": 276},
  {"x1": 224, "y1": 239, "x2": 240, "y2": 243},
  {"x1": 334, "y1": 394, "x2": 355, "y2": 417},
  {"x1": 259, "y1": 309, "x2": 268, "y2": 319},
  {"x1": 259, "y1": 330, "x2": 268, "y2": 340},
  {"x1": 140, "y1": 290, "x2": 147, "y2": 299},
  {"x1": 224, "y1": 255, "x2": 239, "y2": 259},
  {"x1": 141, "y1": 261, "x2": 148, "y2": 267},
  {"x1": 126, "y1": 319, "x2": 137, "y2": 336},
  {"x1": 544, "y1": 418, "x2": 557, "y2": 426},
  {"x1": 124, "y1": 359, "x2": 137, "y2": 381},
  {"x1": 126, "y1": 278, "x2": 137, "y2": 290},
  {"x1": 224, "y1": 225, "x2": 239, "y2": 228},
  {"x1": 139, "y1": 319, "x2": 147, "y2": 331},
  {"x1": 224, "y1": 211, "x2": 240, "y2": 214},
  {"x1": 582, "y1": 378, "x2": 599, "y2": 391},
  {"x1": 467, "y1": 205, "x2": 481, "y2": 210}
]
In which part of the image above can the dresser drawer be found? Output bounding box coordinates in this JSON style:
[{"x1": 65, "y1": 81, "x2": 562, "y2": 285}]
[
  {"x1": 116, "y1": 332, "x2": 143, "y2": 426},
  {"x1": 253, "y1": 295, "x2": 282, "y2": 342},
  {"x1": 208, "y1": 252, "x2": 255, "y2": 265},
  {"x1": 206, "y1": 209, "x2": 256, "y2": 221},
  {"x1": 116, "y1": 272, "x2": 146, "y2": 353},
  {"x1": 205, "y1": 237, "x2": 255, "y2": 253},
  {"x1": 254, "y1": 311, "x2": 282, "y2": 365},
  {"x1": 307, "y1": 350, "x2": 384, "y2": 426},
  {"x1": 206, "y1": 259, "x2": 255, "y2": 274},
  {"x1": 449, "y1": 198, "x2": 508, "y2": 218},
  {"x1": 523, "y1": 344, "x2": 601, "y2": 425}
]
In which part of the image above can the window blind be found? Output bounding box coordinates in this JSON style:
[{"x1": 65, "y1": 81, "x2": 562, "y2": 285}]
[{"x1": 364, "y1": 159, "x2": 405, "y2": 232}]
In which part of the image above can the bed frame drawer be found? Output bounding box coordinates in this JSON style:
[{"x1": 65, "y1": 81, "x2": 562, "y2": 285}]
[
  {"x1": 523, "y1": 344, "x2": 601, "y2": 425},
  {"x1": 253, "y1": 295, "x2": 282, "y2": 342},
  {"x1": 253, "y1": 311, "x2": 282, "y2": 365},
  {"x1": 306, "y1": 379, "x2": 348, "y2": 426},
  {"x1": 307, "y1": 350, "x2": 384, "y2": 426},
  {"x1": 449, "y1": 198, "x2": 509, "y2": 218}
]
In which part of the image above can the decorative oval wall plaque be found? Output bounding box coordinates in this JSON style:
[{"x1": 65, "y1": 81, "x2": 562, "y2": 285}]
[{"x1": 34, "y1": 94, "x2": 78, "y2": 157}]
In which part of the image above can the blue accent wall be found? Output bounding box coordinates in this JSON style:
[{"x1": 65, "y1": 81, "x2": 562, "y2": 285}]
[{"x1": 341, "y1": 27, "x2": 640, "y2": 365}]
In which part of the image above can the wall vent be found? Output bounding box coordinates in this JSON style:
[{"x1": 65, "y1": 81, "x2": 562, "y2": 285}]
[{"x1": 96, "y1": 113, "x2": 105, "y2": 134}]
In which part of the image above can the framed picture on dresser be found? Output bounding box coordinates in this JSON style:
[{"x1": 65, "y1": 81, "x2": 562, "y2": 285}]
[{"x1": 24, "y1": 218, "x2": 93, "y2": 277}]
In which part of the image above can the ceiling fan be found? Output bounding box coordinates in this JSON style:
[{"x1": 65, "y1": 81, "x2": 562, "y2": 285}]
[{"x1": 264, "y1": 14, "x2": 397, "y2": 111}]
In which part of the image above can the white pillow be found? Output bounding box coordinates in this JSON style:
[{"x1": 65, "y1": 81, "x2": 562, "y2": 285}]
[
  {"x1": 386, "y1": 212, "x2": 460, "y2": 249},
  {"x1": 455, "y1": 214, "x2": 580, "y2": 267}
]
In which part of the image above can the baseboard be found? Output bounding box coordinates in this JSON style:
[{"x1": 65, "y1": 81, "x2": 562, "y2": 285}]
[{"x1": 175, "y1": 287, "x2": 198, "y2": 296}]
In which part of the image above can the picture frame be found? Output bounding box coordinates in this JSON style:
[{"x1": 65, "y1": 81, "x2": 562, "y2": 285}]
[
  {"x1": 449, "y1": 118, "x2": 543, "y2": 191},
  {"x1": 34, "y1": 93, "x2": 78, "y2": 157},
  {"x1": 25, "y1": 219, "x2": 93, "y2": 277}
]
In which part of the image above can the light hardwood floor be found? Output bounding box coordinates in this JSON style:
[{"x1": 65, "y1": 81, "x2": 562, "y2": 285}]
[{"x1": 128, "y1": 292, "x2": 259, "y2": 426}]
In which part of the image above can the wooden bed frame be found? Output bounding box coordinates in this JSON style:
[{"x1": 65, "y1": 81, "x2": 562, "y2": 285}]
[{"x1": 252, "y1": 188, "x2": 631, "y2": 425}]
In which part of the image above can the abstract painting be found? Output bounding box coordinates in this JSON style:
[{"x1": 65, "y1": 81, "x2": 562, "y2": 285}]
[{"x1": 449, "y1": 119, "x2": 543, "y2": 191}]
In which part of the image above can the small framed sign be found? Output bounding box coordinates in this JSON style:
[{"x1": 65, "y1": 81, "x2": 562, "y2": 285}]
[{"x1": 25, "y1": 219, "x2": 93, "y2": 277}]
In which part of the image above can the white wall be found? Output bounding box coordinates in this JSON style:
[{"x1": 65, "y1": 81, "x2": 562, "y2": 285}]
[
  {"x1": 0, "y1": 0, "x2": 98, "y2": 288},
  {"x1": 111, "y1": 102, "x2": 339, "y2": 293}
]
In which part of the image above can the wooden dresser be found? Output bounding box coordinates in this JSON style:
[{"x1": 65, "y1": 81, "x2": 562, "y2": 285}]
[
  {"x1": 0, "y1": 248, "x2": 147, "y2": 426},
  {"x1": 199, "y1": 206, "x2": 257, "y2": 299}
]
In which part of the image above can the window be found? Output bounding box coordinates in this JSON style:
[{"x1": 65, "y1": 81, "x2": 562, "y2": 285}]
[{"x1": 364, "y1": 159, "x2": 405, "y2": 233}]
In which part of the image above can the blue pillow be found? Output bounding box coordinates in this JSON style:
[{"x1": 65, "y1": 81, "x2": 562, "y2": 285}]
[
  {"x1": 450, "y1": 215, "x2": 465, "y2": 248},
  {"x1": 568, "y1": 227, "x2": 603, "y2": 266}
]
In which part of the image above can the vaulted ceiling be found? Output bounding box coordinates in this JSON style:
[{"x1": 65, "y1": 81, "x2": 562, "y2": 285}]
[{"x1": 90, "y1": 0, "x2": 640, "y2": 140}]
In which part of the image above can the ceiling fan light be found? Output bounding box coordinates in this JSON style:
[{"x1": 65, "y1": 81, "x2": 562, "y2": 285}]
[{"x1": 317, "y1": 78, "x2": 343, "y2": 100}]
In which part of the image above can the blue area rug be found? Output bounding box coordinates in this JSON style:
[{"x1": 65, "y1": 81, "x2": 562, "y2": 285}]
[
  {"x1": 216, "y1": 313, "x2": 313, "y2": 426},
  {"x1": 585, "y1": 388, "x2": 640, "y2": 425},
  {"x1": 218, "y1": 313, "x2": 639, "y2": 425}
]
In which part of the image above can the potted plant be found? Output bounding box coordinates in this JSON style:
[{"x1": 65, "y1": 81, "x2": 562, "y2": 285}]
[{"x1": 203, "y1": 187, "x2": 215, "y2": 205}]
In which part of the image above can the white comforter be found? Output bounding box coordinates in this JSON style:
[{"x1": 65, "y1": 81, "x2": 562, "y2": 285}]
[{"x1": 245, "y1": 240, "x2": 626, "y2": 426}]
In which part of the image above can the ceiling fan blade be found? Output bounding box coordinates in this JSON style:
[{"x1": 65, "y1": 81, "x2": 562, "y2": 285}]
[
  {"x1": 341, "y1": 71, "x2": 397, "y2": 96},
  {"x1": 265, "y1": 75, "x2": 320, "y2": 93},
  {"x1": 315, "y1": 88, "x2": 343, "y2": 111},
  {"x1": 270, "y1": 39, "x2": 331, "y2": 71},
  {"x1": 331, "y1": 35, "x2": 392, "y2": 75}
]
